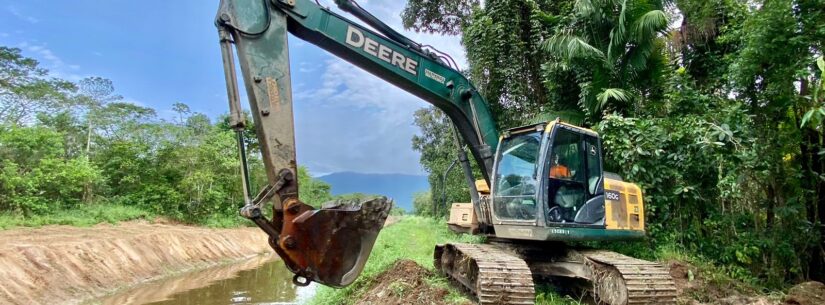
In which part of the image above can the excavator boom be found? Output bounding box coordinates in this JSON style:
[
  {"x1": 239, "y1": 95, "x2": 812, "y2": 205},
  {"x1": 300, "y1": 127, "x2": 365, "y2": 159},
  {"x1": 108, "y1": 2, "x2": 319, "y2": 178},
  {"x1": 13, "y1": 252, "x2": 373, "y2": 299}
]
[{"x1": 214, "y1": 0, "x2": 499, "y2": 288}]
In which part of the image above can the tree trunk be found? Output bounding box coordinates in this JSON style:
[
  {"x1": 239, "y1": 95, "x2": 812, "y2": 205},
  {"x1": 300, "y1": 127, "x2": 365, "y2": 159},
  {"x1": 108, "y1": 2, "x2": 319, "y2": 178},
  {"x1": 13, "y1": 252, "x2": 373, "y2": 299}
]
[
  {"x1": 766, "y1": 181, "x2": 776, "y2": 229},
  {"x1": 813, "y1": 128, "x2": 825, "y2": 281}
]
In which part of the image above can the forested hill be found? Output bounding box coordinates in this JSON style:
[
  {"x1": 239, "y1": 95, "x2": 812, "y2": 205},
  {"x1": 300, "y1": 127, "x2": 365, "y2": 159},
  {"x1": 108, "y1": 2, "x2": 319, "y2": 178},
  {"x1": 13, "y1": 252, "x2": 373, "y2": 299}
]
[{"x1": 318, "y1": 172, "x2": 429, "y2": 212}]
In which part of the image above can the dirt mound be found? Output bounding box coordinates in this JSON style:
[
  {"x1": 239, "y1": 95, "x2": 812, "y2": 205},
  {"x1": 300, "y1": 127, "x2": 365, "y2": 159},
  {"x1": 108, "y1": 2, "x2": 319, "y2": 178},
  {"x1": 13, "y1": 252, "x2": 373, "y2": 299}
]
[
  {"x1": 0, "y1": 221, "x2": 270, "y2": 305},
  {"x1": 355, "y1": 259, "x2": 469, "y2": 305},
  {"x1": 668, "y1": 260, "x2": 779, "y2": 305},
  {"x1": 783, "y1": 281, "x2": 825, "y2": 305}
]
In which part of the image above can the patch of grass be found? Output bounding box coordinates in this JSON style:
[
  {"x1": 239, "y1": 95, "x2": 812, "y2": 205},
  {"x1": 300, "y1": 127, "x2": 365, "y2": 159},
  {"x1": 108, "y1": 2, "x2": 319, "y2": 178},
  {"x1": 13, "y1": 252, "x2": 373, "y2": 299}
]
[
  {"x1": 201, "y1": 213, "x2": 248, "y2": 228},
  {"x1": 536, "y1": 287, "x2": 586, "y2": 305},
  {"x1": 0, "y1": 203, "x2": 153, "y2": 230},
  {"x1": 309, "y1": 216, "x2": 483, "y2": 305},
  {"x1": 594, "y1": 240, "x2": 770, "y2": 294}
]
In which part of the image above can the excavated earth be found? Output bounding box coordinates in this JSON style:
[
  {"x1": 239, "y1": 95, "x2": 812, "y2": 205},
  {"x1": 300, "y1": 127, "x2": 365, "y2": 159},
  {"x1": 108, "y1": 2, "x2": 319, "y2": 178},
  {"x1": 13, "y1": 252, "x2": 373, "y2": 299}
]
[
  {"x1": 355, "y1": 259, "x2": 471, "y2": 305},
  {"x1": 0, "y1": 220, "x2": 270, "y2": 305}
]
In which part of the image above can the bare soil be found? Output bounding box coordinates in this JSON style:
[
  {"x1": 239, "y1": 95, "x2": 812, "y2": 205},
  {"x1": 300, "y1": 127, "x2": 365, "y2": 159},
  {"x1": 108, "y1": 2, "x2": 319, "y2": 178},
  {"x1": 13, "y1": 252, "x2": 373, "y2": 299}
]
[
  {"x1": 782, "y1": 281, "x2": 825, "y2": 305},
  {"x1": 354, "y1": 259, "x2": 470, "y2": 305},
  {"x1": 0, "y1": 220, "x2": 270, "y2": 305},
  {"x1": 668, "y1": 260, "x2": 783, "y2": 305}
]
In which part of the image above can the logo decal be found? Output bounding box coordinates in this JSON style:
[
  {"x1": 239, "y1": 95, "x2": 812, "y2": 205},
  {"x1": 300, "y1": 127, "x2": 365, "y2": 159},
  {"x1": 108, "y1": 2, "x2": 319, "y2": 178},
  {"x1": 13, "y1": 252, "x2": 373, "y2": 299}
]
[
  {"x1": 345, "y1": 26, "x2": 418, "y2": 75},
  {"x1": 425, "y1": 69, "x2": 446, "y2": 84},
  {"x1": 605, "y1": 190, "x2": 621, "y2": 201}
]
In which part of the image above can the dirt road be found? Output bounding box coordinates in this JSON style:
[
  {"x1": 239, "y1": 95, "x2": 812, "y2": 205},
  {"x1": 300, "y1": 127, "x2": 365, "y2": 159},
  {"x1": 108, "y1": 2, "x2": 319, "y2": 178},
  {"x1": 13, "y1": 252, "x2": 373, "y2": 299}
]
[{"x1": 0, "y1": 221, "x2": 270, "y2": 305}]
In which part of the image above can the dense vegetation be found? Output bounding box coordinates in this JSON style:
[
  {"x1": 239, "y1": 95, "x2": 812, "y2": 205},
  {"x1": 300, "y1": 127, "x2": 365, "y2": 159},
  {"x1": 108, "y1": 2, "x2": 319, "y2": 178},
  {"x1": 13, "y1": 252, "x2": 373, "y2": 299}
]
[
  {"x1": 405, "y1": 0, "x2": 825, "y2": 288},
  {"x1": 0, "y1": 46, "x2": 339, "y2": 227}
]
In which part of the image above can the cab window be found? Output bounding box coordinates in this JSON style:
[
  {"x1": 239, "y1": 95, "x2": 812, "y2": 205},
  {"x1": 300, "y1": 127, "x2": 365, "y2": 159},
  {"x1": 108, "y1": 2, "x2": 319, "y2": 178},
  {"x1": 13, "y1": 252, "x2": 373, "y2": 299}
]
[{"x1": 493, "y1": 131, "x2": 541, "y2": 220}]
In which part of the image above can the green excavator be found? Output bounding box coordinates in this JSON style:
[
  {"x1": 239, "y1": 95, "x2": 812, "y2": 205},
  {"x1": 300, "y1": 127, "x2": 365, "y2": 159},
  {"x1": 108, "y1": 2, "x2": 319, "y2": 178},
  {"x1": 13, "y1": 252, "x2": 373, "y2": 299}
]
[{"x1": 215, "y1": 0, "x2": 676, "y2": 304}]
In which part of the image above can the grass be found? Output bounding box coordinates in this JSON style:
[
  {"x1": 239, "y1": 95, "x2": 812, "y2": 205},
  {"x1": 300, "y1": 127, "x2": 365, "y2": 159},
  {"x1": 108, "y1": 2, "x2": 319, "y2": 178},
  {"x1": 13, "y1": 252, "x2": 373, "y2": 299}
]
[
  {"x1": 0, "y1": 203, "x2": 154, "y2": 230},
  {"x1": 535, "y1": 288, "x2": 586, "y2": 305},
  {"x1": 309, "y1": 216, "x2": 590, "y2": 305}
]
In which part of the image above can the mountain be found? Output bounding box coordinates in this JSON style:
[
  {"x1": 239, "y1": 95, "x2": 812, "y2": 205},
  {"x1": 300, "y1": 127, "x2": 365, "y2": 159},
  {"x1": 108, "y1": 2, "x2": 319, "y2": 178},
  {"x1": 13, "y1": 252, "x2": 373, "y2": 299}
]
[{"x1": 318, "y1": 172, "x2": 430, "y2": 212}]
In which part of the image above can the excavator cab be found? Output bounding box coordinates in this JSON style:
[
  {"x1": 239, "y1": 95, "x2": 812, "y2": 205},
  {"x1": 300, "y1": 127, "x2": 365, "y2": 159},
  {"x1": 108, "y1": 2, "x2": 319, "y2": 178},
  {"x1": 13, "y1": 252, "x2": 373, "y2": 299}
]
[
  {"x1": 451, "y1": 120, "x2": 646, "y2": 241},
  {"x1": 491, "y1": 121, "x2": 604, "y2": 225}
]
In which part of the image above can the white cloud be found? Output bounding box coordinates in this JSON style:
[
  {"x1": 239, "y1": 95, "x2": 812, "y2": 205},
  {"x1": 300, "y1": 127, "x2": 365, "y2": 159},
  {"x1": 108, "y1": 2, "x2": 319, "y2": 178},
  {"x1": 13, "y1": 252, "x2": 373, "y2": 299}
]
[
  {"x1": 17, "y1": 42, "x2": 85, "y2": 81},
  {"x1": 7, "y1": 6, "x2": 39, "y2": 24},
  {"x1": 297, "y1": 61, "x2": 320, "y2": 73},
  {"x1": 290, "y1": 0, "x2": 468, "y2": 175},
  {"x1": 294, "y1": 58, "x2": 427, "y2": 175}
]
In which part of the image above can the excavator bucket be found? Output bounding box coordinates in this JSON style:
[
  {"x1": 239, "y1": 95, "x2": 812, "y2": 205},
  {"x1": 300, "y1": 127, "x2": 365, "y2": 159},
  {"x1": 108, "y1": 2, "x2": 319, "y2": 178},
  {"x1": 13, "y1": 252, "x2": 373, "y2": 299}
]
[
  {"x1": 216, "y1": 0, "x2": 393, "y2": 288},
  {"x1": 276, "y1": 197, "x2": 391, "y2": 287}
]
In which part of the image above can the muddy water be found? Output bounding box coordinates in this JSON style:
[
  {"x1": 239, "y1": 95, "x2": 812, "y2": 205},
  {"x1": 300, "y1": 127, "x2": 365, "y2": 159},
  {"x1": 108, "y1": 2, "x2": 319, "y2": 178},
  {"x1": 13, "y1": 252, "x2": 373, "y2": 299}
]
[{"x1": 89, "y1": 254, "x2": 316, "y2": 305}]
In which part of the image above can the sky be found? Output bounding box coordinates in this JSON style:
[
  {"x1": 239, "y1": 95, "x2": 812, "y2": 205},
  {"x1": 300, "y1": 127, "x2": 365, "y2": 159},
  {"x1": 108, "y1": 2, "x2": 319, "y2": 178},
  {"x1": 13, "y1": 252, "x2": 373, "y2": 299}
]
[{"x1": 0, "y1": 0, "x2": 469, "y2": 176}]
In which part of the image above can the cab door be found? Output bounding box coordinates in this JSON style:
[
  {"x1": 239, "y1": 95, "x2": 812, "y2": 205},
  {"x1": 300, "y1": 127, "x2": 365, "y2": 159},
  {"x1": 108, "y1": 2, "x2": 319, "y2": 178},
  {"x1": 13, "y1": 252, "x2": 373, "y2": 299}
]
[{"x1": 544, "y1": 126, "x2": 605, "y2": 225}]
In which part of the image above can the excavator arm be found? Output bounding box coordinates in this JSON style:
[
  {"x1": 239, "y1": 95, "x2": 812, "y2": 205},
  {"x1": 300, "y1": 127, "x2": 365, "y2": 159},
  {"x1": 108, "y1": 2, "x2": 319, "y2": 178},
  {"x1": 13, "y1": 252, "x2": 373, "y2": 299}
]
[{"x1": 215, "y1": 0, "x2": 499, "y2": 288}]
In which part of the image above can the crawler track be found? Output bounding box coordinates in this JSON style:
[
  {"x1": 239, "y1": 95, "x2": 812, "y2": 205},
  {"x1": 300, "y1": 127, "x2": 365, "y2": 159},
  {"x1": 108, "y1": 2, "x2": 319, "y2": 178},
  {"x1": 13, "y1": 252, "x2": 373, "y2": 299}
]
[
  {"x1": 434, "y1": 243, "x2": 535, "y2": 305},
  {"x1": 580, "y1": 250, "x2": 677, "y2": 305},
  {"x1": 434, "y1": 243, "x2": 676, "y2": 305}
]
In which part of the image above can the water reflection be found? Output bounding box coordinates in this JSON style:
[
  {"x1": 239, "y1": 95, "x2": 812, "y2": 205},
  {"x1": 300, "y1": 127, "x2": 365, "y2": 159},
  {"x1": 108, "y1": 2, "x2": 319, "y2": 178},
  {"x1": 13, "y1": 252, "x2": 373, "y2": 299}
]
[{"x1": 91, "y1": 254, "x2": 316, "y2": 305}]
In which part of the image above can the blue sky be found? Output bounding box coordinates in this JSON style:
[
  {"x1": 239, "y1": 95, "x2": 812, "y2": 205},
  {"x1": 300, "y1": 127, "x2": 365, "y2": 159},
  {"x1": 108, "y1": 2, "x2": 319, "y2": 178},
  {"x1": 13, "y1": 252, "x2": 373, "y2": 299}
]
[{"x1": 0, "y1": 0, "x2": 468, "y2": 176}]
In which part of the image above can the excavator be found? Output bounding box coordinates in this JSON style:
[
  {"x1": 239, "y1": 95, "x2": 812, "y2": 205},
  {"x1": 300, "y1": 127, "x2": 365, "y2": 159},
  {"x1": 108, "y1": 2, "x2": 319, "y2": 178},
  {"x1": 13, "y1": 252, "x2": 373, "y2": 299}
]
[{"x1": 214, "y1": 0, "x2": 677, "y2": 304}]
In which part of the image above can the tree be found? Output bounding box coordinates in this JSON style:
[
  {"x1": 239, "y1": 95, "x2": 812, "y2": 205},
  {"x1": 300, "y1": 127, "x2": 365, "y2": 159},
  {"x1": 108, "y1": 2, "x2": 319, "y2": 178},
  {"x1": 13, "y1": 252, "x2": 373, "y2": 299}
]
[
  {"x1": 411, "y1": 107, "x2": 474, "y2": 217},
  {"x1": 0, "y1": 47, "x2": 75, "y2": 125},
  {"x1": 78, "y1": 76, "x2": 122, "y2": 154},
  {"x1": 401, "y1": 0, "x2": 479, "y2": 35},
  {"x1": 544, "y1": 0, "x2": 669, "y2": 117},
  {"x1": 172, "y1": 102, "x2": 191, "y2": 125},
  {"x1": 297, "y1": 166, "x2": 333, "y2": 207}
]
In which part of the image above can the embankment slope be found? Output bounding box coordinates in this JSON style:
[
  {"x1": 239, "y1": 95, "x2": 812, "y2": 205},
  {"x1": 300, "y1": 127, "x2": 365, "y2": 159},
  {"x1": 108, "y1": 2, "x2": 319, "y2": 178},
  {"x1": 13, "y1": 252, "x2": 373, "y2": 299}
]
[{"x1": 0, "y1": 221, "x2": 269, "y2": 305}]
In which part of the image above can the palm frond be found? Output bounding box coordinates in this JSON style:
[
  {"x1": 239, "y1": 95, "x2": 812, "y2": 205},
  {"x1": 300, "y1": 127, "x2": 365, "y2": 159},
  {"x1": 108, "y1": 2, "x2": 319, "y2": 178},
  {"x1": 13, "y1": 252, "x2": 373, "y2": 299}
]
[
  {"x1": 574, "y1": 0, "x2": 598, "y2": 19},
  {"x1": 544, "y1": 33, "x2": 606, "y2": 61},
  {"x1": 624, "y1": 39, "x2": 655, "y2": 76},
  {"x1": 596, "y1": 88, "x2": 633, "y2": 111},
  {"x1": 630, "y1": 10, "x2": 668, "y2": 42},
  {"x1": 607, "y1": 0, "x2": 629, "y2": 63}
]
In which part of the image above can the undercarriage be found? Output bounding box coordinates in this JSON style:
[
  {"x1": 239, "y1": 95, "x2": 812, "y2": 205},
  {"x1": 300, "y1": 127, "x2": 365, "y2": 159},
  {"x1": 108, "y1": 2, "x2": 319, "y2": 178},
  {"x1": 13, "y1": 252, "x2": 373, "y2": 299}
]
[{"x1": 434, "y1": 242, "x2": 677, "y2": 305}]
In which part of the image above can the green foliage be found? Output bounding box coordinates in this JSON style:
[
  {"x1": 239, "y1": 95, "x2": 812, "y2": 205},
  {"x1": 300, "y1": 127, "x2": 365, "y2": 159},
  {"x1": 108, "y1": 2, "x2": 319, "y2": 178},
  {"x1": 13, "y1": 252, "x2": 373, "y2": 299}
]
[
  {"x1": 401, "y1": 0, "x2": 479, "y2": 35},
  {"x1": 298, "y1": 166, "x2": 333, "y2": 207},
  {"x1": 0, "y1": 48, "x2": 335, "y2": 228},
  {"x1": 0, "y1": 126, "x2": 103, "y2": 215},
  {"x1": 412, "y1": 190, "x2": 435, "y2": 217},
  {"x1": 544, "y1": 0, "x2": 669, "y2": 117},
  {"x1": 0, "y1": 47, "x2": 77, "y2": 126},
  {"x1": 411, "y1": 107, "x2": 476, "y2": 217},
  {"x1": 535, "y1": 288, "x2": 585, "y2": 305},
  {"x1": 0, "y1": 203, "x2": 152, "y2": 229}
]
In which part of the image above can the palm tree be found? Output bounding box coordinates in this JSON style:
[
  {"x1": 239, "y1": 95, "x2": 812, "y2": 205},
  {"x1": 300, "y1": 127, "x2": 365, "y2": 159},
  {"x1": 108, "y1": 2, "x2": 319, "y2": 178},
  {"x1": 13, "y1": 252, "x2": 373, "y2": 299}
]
[{"x1": 543, "y1": 0, "x2": 669, "y2": 118}]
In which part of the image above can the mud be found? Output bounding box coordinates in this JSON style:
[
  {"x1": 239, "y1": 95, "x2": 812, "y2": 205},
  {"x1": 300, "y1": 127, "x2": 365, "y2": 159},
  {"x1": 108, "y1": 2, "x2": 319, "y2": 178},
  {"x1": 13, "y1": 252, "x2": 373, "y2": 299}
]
[
  {"x1": 0, "y1": 220, "x2": 270, "y2": 305},
  {"x1": 354, "y1": 259, "x2": 470, "y2": 305}
]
